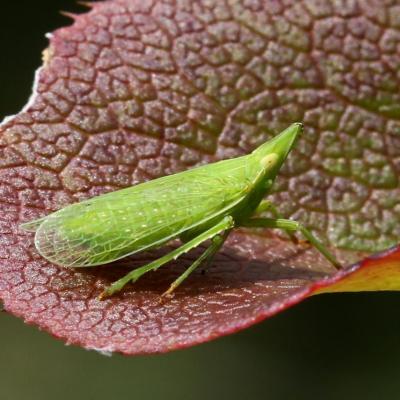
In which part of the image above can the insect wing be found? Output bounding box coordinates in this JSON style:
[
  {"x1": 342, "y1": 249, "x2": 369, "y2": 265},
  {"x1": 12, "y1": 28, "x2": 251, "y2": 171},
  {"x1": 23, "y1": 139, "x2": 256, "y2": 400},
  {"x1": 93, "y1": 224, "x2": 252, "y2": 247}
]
[
  {"x1": 34, "y1": 157, "x2": 250, "y2": 267},
  {"x1": 20, "y1": 216, "x2": 48, "y2": 232}
]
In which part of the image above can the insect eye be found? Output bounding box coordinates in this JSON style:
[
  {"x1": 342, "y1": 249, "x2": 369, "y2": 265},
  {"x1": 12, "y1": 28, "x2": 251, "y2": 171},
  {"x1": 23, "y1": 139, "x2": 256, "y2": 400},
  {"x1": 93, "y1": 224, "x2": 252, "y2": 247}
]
[{"x1": 260, "y1": 153, "x2": 278, "y2": 168}]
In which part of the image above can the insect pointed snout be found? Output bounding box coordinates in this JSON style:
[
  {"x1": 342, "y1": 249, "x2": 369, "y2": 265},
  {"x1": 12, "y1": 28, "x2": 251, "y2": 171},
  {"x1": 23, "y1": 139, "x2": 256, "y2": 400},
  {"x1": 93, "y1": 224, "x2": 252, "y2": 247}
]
[
  {"x1": 253, "y1": 122, "x2": 303, "y2": 170},
  {"x1": 269, "y1": 122, "x2": 302, "y2": 161}
]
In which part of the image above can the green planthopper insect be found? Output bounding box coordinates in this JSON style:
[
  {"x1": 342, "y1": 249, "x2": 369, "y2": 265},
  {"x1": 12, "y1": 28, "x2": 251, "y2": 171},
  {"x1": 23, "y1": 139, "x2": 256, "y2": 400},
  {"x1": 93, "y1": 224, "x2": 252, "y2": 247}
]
[{"x1": 21, "y1": 123, "x2": 341, "y2": 299}]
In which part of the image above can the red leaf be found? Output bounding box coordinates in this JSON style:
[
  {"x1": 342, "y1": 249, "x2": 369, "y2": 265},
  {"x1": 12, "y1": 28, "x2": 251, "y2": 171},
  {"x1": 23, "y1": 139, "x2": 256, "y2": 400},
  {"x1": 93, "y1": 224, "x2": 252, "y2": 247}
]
[{"x1": 0, "y1": 0, "x2": 399, "y2": 355}]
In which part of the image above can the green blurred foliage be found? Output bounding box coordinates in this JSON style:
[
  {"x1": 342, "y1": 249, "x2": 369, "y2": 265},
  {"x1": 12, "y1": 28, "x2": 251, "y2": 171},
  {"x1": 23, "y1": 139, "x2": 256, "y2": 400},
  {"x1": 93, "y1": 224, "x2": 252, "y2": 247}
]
[
  {"x1": 2, "y1": 294, "x2": 400, "y2": 400},
  {"x1": 1, "y1": 2, "x2": 400, "y2": 400}
]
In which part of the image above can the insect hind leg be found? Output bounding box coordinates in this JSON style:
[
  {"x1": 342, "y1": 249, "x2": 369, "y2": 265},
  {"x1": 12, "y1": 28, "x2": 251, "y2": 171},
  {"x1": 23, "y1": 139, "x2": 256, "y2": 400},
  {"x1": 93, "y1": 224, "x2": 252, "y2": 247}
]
[
  {"x1": 99, "y1": 216, "x2": 234, "y2": 299},
  {"x1": 163, "y1": 229, "x2": 231, "y2": 296}
]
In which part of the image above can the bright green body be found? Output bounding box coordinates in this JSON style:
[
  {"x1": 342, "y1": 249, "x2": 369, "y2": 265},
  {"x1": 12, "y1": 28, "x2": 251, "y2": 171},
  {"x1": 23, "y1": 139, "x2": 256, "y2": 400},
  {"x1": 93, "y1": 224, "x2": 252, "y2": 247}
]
[
  {"x1": 21, "y1": 123, "x2": 341, "y2": 297},
  {"x1": 28, "y1": 157, "x2": 254, "y2": 267}
]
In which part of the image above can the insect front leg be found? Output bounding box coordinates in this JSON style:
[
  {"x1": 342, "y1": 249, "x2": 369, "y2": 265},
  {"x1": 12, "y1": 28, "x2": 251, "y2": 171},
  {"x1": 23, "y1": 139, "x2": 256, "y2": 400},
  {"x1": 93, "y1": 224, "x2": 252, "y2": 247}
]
[
  {"x1": 254, "y1": 200, "x2": 279, "y2": 215},
  {"x1": 241, "y1": 217, "x2": 342, "y2": 269},
  {"x1": 99, "y1": 216, "x2": 235, "y2": 299},
  {"x1": 254, "y1": 200, "x2": 299, "y2": 245}
]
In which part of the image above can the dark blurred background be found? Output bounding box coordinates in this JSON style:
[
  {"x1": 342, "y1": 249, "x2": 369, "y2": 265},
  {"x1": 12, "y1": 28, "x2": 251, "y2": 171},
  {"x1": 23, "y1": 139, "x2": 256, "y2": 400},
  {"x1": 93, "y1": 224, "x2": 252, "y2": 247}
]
[{"x1": 1, "y1": 1, "x2": 400, "y2": 399}]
